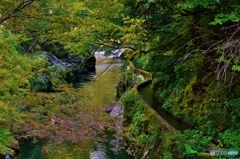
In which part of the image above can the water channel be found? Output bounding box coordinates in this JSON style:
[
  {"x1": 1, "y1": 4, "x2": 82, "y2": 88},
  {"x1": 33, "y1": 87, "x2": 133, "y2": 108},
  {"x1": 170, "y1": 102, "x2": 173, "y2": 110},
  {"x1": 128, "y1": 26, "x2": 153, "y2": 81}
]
[
  {"x1": 138, "y1": 84, "x2": 189, "y2": 131},
  {"x1": 15, "y1": 58, "x2": 132, "y2": 159}
]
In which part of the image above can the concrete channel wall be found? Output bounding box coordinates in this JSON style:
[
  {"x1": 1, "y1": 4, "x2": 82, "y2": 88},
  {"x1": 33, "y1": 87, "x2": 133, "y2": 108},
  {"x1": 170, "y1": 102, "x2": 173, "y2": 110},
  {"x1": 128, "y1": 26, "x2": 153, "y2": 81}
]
[{"x1": 132, "y1": 80, "x2": 176, "y2": 132}]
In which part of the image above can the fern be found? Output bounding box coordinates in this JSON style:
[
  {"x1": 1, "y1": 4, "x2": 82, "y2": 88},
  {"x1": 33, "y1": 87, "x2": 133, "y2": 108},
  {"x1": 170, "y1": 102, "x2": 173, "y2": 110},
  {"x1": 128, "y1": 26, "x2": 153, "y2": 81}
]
[{"x1": 184, "y1": 144, "x2": 198, "y2": 156}]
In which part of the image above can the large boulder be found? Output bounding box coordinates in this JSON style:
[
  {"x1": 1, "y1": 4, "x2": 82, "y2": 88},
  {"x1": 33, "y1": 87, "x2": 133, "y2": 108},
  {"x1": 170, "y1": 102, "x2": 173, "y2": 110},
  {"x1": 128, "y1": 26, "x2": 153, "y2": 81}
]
[
  {"x1": 39, "y1": 52, "x2": 96, "y2": 84},
  {"x1": 42, "y1": 52, "x2": 72, "y2": 68},
  {"x1": 64, "y1": 54, "x2": 96, "y2": 83},
  {"x1": 28, "y1": 52, "x2": 96, "y2": 92},
  {"x1": 40, "y1": 52, "x2": 96, "y2": 74},
  {"x1": 64, "y1": 53, "x2": 96, "y2": 74}
]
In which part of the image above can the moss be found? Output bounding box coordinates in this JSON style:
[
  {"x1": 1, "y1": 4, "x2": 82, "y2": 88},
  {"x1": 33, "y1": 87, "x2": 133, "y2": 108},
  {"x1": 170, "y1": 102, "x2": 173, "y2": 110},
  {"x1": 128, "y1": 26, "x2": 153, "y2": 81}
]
[
  {"x1": 129, "y1": 61, "x2": 135, "y2": 74},
  {"x1": 182, "y1": 74, "x2": 197, "y2": 115},
  {"x1": 135, "y1": 69, "x2": 152, "y2": 80},
  {"x1": 197, "y1": 152, "x2": 211, "y2": 159}
]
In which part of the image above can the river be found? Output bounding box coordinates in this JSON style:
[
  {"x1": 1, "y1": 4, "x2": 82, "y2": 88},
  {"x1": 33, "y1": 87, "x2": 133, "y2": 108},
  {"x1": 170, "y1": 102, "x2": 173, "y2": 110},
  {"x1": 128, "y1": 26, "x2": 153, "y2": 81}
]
[{"x1": 15, "y1": 58, "x2": 132, "y2": 159}]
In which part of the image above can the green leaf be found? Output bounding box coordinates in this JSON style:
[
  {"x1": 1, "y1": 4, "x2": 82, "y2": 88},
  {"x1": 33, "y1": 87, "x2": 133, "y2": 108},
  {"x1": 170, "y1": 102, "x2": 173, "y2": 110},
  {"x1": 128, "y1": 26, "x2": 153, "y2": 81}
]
[
  {"x1": 184, "y1": 144, "x2": 198, "y2": 155},
  {"x1": 232, "y1": 65, "x2": 240, "y2": 71}
]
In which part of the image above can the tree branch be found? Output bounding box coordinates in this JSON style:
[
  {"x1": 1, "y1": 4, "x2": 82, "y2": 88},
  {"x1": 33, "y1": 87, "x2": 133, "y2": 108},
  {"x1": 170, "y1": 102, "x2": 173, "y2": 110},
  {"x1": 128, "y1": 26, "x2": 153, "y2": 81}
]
[{"x1": 0, "y1": 0, "x2": 34, "y2": 24}]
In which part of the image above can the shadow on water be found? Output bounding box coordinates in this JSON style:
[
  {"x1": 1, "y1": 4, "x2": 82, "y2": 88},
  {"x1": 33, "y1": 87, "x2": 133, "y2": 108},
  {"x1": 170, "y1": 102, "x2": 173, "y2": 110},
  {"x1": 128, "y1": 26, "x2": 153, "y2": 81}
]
[
  {"x1": 15, "y1": 139, "x2": 45, "y2": 159},
  {"x1": 138, "y1": 84, "x2": 189, "y2": 131}
]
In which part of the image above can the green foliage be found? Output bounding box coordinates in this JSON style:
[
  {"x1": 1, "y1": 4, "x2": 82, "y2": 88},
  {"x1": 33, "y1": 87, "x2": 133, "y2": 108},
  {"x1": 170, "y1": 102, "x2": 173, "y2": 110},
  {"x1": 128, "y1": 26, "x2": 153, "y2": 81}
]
[
  {"x1": 44, "y1": 0, "x2": 125, "y2": 55},
  {"x1": 181, "y1": 130, "x2": 212, "y2": 153},
  {"x1": 0, "y1": 28, "x2": 37, "y2": 99},
  {"x1": 0, "y1": 27, "x2": 41, "y2": 154},
  {"x1": 140, "y1": 2, "x2": 240, "y2": 154},
  {"x1": 1, "y1": 0, "x2": 240, "y2": 157},
  {"x1": 163, "y1": 130, "x2": 212, "y2": 158},
  {"x1": 210, "y1": 5, "x2": 240, "y2": 25},
  {"x1": 0, "y1": 101, "x2": 24, "y2": 155},
  {"x1": 121, "y1": 91, "x2": 146, "y2": 121},
  {"x1": 121, "y1": 91, "x2": 164, "y2": 158},
  {"x1": 48, "y1": 65, "x2": 67, "y2": 87},
  {"x1": 184, "y1": 144, "x2": 198, "y2": 156},
  {"x1": 135, "y1": 53, "x2": 151, "y2": 70},
  {"x1": 219, "y1": 129, "x2": 240, "y2": 149},
  {"x1": 163, "y1": 151, "x2": 173, "y2": 159},
  {"x1": 0, "y1": 27, "x2": 68, "y2": 154},
  {"x1": 29, "y1": 63, "x2": 67, "y2": 92},
  {"x1": 136, "y1": 134, "x2": 149, "y2": 144},
  {"x1": 177, "y1": 0, "x2": 219, "y2": 9},
  {"x1": 29, "y1": 74, "x2": 52, "y2": 92},
  {"x1": 232, "y1": 65, "x2": 240, "y2": 71},
  {"x1": 175, "y1": 55, "x2": 203, "y2": 81},
  {"x1": 115, "y1": 69, "x2": 140, "y2": 97},
  {"x1": 130, "y1": 112, "x2": 148, "y2": 136},
  {"x1": 0, "y1": 128, "x2": 17, "y2": 155}
]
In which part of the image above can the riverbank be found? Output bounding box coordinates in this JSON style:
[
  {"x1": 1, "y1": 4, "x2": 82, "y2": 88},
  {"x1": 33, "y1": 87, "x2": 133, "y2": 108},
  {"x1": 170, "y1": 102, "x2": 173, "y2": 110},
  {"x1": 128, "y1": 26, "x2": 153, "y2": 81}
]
[{"x1": 119, "y1": 61, "x2": 212, "y2": 158}]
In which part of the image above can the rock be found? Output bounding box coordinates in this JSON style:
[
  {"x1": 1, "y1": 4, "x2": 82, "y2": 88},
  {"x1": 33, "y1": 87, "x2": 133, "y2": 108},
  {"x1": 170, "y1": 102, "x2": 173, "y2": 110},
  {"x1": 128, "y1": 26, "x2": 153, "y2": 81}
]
[
  {"x1": 40, "y1": 52, "x2": 96, "y2": 74},
  {"x1": 5, "y1": 154, "x2": 12, "y2": 159},
  {"x1": 40, "y1": 51, "x2": 71, "y2": 68},
  {"x1": 108, "y1": 105, "x2": 123, "y2": 153},
  {"x1": 65, "y1": 54, "x2": 96, "y2": 73},
  {"x1": 109, "y1": 106, "x2": 122, "y2": 116},
  {"x1": 39, "y1": 52, "x2": 96, "y2": 84}
]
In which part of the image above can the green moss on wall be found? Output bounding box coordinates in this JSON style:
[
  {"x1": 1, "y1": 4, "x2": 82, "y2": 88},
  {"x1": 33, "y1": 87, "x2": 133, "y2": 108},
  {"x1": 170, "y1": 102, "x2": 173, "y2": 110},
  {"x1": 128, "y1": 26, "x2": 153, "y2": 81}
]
[{"x1": 121, "y1": 91, "x2": 163, "y2": 158}]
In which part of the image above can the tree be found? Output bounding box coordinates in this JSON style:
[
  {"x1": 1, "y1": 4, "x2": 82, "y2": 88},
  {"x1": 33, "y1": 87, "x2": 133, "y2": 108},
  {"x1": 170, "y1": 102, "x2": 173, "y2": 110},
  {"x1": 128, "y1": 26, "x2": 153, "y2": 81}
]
[
  {"x1": 0, "y1": 0, "x2": 125, "y2": 154},
  {"x1": 0, "y1": 0, "x2": 34, "y2": 24},
  {"x1": 115, "y1": 0, "x2": 240, "y2": 155},
  {"x1": 0, "y1": 27, "x2": 33, "y2": 155}
]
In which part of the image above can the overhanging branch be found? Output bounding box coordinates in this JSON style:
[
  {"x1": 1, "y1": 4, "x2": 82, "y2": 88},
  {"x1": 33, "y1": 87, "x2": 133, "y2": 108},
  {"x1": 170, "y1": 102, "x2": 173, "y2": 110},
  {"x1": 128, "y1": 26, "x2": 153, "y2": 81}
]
[{"x1": 0, "y1": 0, "x2": 34, "y2": 24}]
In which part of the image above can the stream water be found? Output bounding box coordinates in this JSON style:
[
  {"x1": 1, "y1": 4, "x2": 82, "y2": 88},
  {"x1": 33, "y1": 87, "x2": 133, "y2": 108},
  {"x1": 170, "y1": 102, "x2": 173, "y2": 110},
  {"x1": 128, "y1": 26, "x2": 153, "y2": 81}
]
[
  {"x1": 138, "y1": 85, "x2": 189, "y2": 131},
  {"x1": 15, "y1": 59, "x2": 132, "y2": 159}
]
